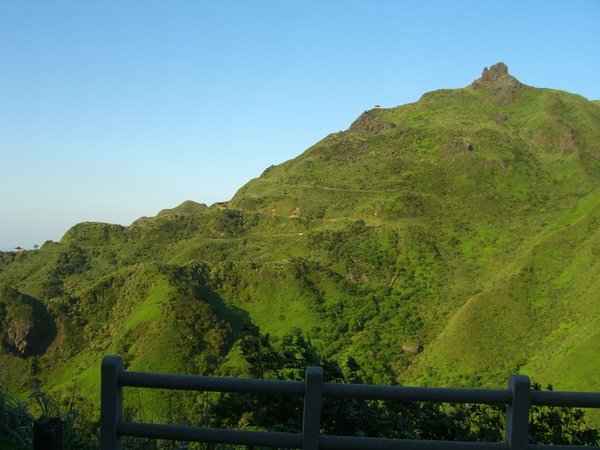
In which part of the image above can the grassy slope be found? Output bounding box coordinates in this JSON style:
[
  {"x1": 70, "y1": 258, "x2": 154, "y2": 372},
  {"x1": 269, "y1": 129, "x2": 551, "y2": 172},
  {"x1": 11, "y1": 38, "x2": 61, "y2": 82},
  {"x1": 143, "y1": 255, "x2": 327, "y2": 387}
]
[
  {"x1": 412, "y1": 189, "x2": 600, "y2": 386},
  {"x1": 226, "y1": 75, "x2": 600, "y2": 389}
]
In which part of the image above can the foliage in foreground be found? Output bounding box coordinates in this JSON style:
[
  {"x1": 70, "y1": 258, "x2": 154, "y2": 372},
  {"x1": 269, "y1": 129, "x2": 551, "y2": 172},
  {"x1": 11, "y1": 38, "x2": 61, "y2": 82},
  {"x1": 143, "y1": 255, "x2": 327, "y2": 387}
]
[
  {"x1": 206, "y1": 328, "x2": 599, "y2": 447},
  {"x1": 1, "y1": 329, "x2": 598, "y2": 449}
]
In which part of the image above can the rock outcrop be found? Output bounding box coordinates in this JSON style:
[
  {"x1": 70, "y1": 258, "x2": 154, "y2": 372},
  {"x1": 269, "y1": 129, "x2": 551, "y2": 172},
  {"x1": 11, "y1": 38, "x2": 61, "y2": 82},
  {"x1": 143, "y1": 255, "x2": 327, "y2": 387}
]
[
  {"x1": 0, "y1": 286, "x2": 56, "y2": 357},
  {"x1": 471, "y1": 62, "x2": 523, "y2": 104},
  {"x1": 480, "y1": 62, "x2": 509, "y2": 82}
]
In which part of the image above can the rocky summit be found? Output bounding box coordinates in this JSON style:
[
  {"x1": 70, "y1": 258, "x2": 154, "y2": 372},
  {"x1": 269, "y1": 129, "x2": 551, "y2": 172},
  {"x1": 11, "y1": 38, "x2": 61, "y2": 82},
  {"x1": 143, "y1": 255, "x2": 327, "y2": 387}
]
[
  {"x1": 481, "y1": 62, "x2": 509, "y2": 81},
  {"x1": 471, "y1": 62, "x2": 523, "y2": 102}
]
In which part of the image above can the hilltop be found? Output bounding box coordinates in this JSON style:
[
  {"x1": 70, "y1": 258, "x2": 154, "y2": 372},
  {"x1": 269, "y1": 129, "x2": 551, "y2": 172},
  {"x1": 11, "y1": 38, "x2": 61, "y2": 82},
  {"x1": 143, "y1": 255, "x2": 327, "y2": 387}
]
[{"x1": 1, "y1": 63, "x2": 599, "y2": 421}]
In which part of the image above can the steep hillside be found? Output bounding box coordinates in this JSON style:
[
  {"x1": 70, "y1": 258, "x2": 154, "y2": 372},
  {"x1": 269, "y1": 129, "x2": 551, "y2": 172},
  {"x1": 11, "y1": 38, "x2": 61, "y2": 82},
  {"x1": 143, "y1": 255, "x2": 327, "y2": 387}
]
[{"x1": 0, "y1": 63, "x2": 598, "y2": 419}]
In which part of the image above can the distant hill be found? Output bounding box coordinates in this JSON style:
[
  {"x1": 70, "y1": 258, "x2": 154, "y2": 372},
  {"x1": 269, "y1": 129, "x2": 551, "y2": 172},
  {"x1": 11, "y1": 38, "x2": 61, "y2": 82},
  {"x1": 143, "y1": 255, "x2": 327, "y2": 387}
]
[
  {"x1": 1, "y1": 63, "x2": 598, "y2": 421},
  {"x1": 132, "y1": 200, "x2": 208, "y2": 225}
]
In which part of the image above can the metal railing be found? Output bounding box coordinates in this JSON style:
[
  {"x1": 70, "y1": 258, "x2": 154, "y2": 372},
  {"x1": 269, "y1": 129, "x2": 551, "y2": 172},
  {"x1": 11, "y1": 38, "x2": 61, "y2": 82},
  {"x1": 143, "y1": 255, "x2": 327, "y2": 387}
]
[{"x1": 100, "y1": 355, "x2": 600, "y2": 450}]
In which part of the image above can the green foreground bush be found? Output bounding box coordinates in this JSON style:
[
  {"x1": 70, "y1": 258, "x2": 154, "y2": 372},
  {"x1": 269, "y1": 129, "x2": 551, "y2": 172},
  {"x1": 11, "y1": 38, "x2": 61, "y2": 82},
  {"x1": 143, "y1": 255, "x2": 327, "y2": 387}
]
[{"x1": 1, "y1": 332, "x2": 598, "y2": 449}]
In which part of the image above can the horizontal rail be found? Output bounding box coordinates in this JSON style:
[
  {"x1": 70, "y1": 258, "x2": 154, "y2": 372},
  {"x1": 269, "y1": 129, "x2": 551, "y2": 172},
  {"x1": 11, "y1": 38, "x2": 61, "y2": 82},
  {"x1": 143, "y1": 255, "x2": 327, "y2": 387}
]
[
  {"x1": 101, "y1": 356, "x2": 600, "y2": 450},
  {"x1": 119, "y1": 371, "x2": 600, "y2": 408},
  {"x1": 527, "y1": 444, "x2": 600, "y2": 450},
  {"x1": 119, "y1": 370, "x2": 305, "y2": 396},
  {"x1": 118, "y1": 421, "x2": 302, "y2": 447},
  {"x1": 116, "y1": 424, "x2": 600, "y2": 450},
  {"x1": 530, "y1": 390, "x2": 600, "y2": 408},
  {"x1": 319, "y1": 435, "x2": 508, "y2": 450},
  {"x1": 322, "y1": 382, "x2": 511, "y2": 404},
  {"x1": 530, "y1": 446, "x2": 600, "y2": 450}
]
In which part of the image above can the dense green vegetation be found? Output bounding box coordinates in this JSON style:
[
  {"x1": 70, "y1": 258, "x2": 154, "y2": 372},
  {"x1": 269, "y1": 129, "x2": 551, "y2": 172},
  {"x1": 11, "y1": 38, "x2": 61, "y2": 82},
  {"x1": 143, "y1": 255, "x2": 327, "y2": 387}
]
[
  {"x1": 1, "y1": 63, "x2": 599, "y2": 436},
  {"x1": 1, "y1": 330, "x2": 599, "y2": 448}
]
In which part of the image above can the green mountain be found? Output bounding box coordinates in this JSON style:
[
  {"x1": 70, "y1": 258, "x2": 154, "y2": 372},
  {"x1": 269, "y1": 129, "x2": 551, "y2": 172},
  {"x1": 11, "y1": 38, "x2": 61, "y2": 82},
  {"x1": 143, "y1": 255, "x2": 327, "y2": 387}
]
[{"x1": 1, "y1": 63, "x2": 599, "y2": 420}]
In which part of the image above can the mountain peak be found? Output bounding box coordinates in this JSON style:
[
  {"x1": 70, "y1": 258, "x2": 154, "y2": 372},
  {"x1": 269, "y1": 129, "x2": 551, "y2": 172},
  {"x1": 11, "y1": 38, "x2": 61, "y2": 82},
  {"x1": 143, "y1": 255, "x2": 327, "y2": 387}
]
[
  {"x1": 482, "y1": 62, "x2": 509, "y2": 80},
  {"x1": 470, "y1": 62, "x2": 522, "y2": 103},
  {"x1": 475, "y1": 62, "x2": 514, "y2": 83}
]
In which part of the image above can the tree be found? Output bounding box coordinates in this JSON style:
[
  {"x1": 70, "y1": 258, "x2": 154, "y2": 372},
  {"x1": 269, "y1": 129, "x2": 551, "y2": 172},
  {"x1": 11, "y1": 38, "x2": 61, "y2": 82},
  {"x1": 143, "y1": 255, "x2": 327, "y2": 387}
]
[{"x1": 206, "y1": 328, "x2": 600, "y2": 446}]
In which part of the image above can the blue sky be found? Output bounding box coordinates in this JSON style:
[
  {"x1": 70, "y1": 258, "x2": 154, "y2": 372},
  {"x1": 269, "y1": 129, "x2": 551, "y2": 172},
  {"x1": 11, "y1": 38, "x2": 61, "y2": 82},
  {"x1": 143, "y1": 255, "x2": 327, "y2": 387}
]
[{"x1": 1, "y1": 0, "x2": 599, "y2": 250}]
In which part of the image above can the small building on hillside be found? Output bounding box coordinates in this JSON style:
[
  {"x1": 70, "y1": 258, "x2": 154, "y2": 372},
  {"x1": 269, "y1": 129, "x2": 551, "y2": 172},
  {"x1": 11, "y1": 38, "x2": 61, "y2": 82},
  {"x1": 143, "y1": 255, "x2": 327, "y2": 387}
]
[{"x1": 14, "y1": 246, "x2": 24, "y2": 253}]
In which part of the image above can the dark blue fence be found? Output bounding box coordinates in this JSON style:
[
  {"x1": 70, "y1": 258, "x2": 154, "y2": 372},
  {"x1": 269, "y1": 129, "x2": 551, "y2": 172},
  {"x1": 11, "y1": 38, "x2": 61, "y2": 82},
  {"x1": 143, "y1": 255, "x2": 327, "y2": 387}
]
[{"x1": 100, "y1": 355, "x2": 600, "y2": 450}]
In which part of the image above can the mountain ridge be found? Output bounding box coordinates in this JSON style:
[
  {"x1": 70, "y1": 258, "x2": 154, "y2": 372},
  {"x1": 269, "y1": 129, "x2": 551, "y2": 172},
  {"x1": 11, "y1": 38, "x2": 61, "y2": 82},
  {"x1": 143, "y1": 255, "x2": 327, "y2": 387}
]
[{"x1": 1, "y1": 63, "x2": 599, "y2": 423}]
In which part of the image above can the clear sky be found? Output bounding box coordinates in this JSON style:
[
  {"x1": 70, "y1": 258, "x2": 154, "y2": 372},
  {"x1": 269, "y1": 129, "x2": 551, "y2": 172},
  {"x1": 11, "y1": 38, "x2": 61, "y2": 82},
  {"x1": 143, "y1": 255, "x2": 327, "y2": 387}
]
[{"x1": 1, "y1": 0, "x2": 599, "y2": 250}]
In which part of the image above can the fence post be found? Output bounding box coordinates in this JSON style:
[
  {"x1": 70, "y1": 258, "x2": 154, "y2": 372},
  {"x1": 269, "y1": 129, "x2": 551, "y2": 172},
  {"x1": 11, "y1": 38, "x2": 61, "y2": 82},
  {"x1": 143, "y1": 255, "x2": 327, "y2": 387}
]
[
  {"x1": 302, "y1": 366, "x2": 323, "y2": 450},
  {"x1": 101, "y1": 355, "x2": 123, "y2": 450},
  {"x1": 506, "y1": 374, "x2": 531, "y2": 450},
  {"x1": 33, "y1": 416, "x2": 62, "y2": 450}
]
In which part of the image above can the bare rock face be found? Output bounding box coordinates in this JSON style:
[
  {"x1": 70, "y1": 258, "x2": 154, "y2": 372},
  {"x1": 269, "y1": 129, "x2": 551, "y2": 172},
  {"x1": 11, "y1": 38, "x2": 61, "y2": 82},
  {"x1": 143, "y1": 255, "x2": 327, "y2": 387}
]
[
  {"x1": 0, "y1": 286, "x2": 56, "y2": 357},
  {"x1": 471, "y1": 62, "x2": 523, "y2": 104},
  {"x1": 4, "y1": 315, "x2": 33, "y2": 354},
  {"x1": 481, "y1": 62, "x2": 509, "y2": 82}
]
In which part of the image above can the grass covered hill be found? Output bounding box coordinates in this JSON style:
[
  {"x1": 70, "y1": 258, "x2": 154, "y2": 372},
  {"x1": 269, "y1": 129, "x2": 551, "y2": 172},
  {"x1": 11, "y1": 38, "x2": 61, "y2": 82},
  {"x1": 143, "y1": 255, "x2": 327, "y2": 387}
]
[{"x1": 1, "y1": 63, "x2": 599, "y2": 420}]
